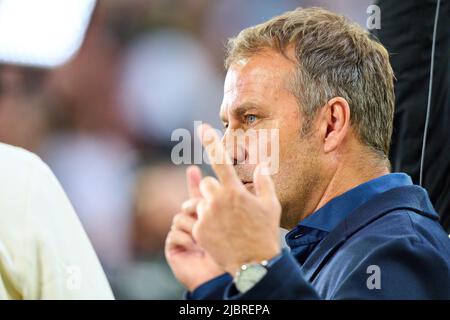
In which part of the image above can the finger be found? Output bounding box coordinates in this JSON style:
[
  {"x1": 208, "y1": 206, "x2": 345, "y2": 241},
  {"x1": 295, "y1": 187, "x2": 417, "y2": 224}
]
[
  {"x1": 253, "y1": 162, "x2": 277, "y2": 199},
  {"x1": 181, "y1": 198, "x2": 202, "y2": 216},
  {"x1": 197, "y1": 123, "x2": 239, "y2": 186},
  {"x1": 172, "y1": 213, "x2": 196, "y2": 234},
  {"x1": 186, "y1": 165, "x2": 202, "y2": 198},
  {"x1": 196, "y1": 199, "x2": 208, "y2": 220},
  {"x1": 166, "y1": 229, "x2": 195, "y2": 251},
  {"x1": 199, "y1": 176, "x2": 221, "y2": 201}
]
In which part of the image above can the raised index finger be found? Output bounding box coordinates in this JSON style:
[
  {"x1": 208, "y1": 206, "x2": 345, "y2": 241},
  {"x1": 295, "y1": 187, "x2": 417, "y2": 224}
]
[
  {"x1": 186, "y1": 165, "x2": 202, "y2": 198},
  {"x1": 197, "y1": 123, "x2": 239, "y2": 186}
]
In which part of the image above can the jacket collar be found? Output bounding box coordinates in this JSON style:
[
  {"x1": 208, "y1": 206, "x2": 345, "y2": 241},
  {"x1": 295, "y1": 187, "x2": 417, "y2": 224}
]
[
  {"x1": 286, "y1": 173, "x2": 414, "y2": 265},
  {"x1": 300, "y1": 185, "x2": 439, "y2": 282}
]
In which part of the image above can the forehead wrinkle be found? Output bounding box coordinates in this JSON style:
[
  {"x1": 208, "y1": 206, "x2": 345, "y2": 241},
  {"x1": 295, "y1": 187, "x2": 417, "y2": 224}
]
[
  {"x1": 220, "y1": 101, "x2": 260, "y2": 122},
  {"x1": 225, "y1": 63, "x2": 285, "y2": 91},
  {"x1": 225, "y1": 49, "x2": 296, "y2": 90},
  {"x1": 221, "y1": 52, "x2": 298, "y2": 121}
]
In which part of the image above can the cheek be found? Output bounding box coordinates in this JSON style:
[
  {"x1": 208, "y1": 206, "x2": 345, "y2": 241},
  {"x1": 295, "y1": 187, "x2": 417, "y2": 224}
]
[
  {"x1": 277, "y1": 109, "x2": 303, "y2": 156},
  {"x1": 271, "y1": 146, "x2": 318, "y2": 207},
  {"x1": 254, "y1": 117, "x2": 299, "y2": 167},
  {"x1": 275, "y1": 135, "x2": 319, "y2": 187},
  {"x1": 278, "y1": 126, "x2": 302, "y2": 165}
]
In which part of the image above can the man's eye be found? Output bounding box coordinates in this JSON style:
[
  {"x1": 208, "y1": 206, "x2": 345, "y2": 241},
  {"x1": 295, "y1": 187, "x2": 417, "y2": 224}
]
[
  {"x1": 245, "y1": 115, "x2": 257, "y2": 125},
  {"x1": 223, "y1": 123, "x2": 229, "y2": 130}
]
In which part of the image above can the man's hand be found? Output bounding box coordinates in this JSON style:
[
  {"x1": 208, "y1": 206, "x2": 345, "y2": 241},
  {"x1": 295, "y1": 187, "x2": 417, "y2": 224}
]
[
  {"x1": 193, "y1": 124, "x2": 282, "y2": 276},
  {"x1": 165, "y1": 166, "x2": 224, "y2": 292}
]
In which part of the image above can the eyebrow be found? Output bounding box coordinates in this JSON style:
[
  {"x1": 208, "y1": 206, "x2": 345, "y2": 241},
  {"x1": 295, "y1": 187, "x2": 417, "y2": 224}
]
[{"x1": 220, "y1": 102, "x2": 261, "y2": 123}]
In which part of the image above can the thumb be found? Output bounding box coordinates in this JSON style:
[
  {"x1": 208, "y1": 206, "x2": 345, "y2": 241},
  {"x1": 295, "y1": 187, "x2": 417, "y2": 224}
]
[{"x1": 253, "y1": 162, "x2": 276, "y2": 199}]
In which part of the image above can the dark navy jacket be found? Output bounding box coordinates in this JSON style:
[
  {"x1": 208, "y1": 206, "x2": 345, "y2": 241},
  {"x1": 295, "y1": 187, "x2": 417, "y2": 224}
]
[{"x1": 188, "y1": 173, "x2": 450, "y2": 299}]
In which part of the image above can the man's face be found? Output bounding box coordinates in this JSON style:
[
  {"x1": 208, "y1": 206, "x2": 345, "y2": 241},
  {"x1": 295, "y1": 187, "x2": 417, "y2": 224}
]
[{"x1": 220, "y1": 50, "x2": 324, "y2": 228}]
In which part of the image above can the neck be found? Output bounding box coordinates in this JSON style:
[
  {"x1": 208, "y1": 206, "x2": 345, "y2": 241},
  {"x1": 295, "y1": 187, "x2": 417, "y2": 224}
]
[
  {"x1": 313, "y1": 157, "x2": 389, "y2": 214},
  {"x1": 286, "y1": 152, "x2": 390, "y2": 230}
]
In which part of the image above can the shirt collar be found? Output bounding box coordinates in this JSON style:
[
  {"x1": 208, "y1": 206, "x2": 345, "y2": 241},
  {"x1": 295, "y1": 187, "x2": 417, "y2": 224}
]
[{"x1": 285, "y1": 173, "x2": 413, "y2": 254}]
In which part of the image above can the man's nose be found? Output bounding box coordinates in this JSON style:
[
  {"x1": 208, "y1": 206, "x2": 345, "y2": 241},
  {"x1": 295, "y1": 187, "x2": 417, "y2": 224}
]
[{"x1": 222, "y1": 134, "x2": 247, "y2": 165}]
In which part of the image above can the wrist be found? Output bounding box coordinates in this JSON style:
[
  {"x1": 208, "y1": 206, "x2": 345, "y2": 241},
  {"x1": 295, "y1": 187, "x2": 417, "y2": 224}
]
[
  {"x1": 231, "y1": 251, "x2": 283, "y2": 294},
  {"x1": 226, "y1": 249, "x2": 281, "y2": 276}
]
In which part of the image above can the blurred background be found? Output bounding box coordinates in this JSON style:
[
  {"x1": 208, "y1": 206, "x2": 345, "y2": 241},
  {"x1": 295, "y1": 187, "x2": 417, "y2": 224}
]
[{"x1": 0, "y1": 0, "x2": 379, "y2": 299}]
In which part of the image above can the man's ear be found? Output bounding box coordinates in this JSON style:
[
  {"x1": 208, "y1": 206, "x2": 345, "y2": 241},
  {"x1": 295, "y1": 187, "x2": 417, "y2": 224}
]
[{"x1": 319, "y1": 97, "x2": 351, "y2": 153}]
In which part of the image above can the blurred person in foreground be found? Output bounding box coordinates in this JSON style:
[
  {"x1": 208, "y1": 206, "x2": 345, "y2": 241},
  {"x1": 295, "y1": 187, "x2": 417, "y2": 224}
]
[
  {"x1": 0, "y1": 142, "x2": 113, "y2": 299},
  {"x1": 0, "y1": 66, "x2": 113, "y2": 299},
  {"x1": 111, "y1": 163, "x2": 185, "y2": 299},
  {"x1": 165, "y1": 7, "x2": 450, "y2": 299}
]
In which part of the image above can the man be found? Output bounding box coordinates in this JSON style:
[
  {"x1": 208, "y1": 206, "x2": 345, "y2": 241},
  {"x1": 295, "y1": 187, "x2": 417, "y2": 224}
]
[
  {"x1": 0, "y1": 142, "x2": 114, "y2": 299},
  {"x1": 165, "y1": 7, "x2": 450, "y2": 299}
]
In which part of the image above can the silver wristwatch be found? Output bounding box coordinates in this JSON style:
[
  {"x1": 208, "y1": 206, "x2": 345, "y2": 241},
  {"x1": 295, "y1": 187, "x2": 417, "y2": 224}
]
[{"x1": 234, "y1": 260, "x2": 269, "y2": 293}]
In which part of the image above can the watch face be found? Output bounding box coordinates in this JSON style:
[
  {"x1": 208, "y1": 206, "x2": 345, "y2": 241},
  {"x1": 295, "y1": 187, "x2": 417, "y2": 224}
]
[{"x1": 235, "y1": 264, "x2": 268, "y2": 293}]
